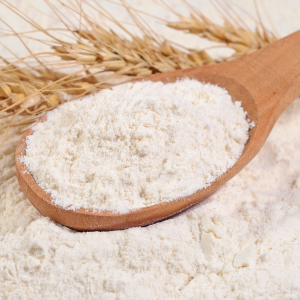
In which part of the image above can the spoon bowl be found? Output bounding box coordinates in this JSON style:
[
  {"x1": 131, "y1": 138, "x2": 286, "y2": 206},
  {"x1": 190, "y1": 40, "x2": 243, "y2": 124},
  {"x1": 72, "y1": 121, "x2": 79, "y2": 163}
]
[{"x1": 16, "y1": 31, "x2": 300, "y2": 230}]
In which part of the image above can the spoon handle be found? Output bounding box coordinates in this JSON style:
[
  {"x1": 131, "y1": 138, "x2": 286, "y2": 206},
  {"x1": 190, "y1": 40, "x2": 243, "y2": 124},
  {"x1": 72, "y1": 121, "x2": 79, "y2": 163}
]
[{"x1": 198, "y1": 30, "x2": 300, "y2": 125}]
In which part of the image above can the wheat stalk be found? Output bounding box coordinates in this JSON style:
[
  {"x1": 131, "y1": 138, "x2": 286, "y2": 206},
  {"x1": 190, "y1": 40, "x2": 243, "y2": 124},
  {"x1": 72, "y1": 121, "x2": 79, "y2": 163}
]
[
  {"x1": 49, "y1": 0, "x2": 215, "y2": 75},
  {"x1": 0, "y1": 0, "x2": 277, "y2": 150}
]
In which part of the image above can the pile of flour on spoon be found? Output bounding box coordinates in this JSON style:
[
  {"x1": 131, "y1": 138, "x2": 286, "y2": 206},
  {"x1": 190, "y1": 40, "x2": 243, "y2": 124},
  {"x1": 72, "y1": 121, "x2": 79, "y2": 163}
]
[{"x1": 23, "y1": 78, "x2": 253, "y2": 212}]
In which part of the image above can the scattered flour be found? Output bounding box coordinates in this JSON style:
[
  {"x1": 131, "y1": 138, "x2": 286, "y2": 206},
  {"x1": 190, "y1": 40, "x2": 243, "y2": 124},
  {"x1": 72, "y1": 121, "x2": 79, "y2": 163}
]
[{"x1": 23, "y1": 79, "x2": 251, "y2": 212}]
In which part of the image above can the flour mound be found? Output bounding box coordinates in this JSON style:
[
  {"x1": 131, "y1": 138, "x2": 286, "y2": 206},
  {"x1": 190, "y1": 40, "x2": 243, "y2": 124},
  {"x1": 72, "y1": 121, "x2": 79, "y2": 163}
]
[{"x1": 23, "y1": 79, "x2": 252, "y2": 211}]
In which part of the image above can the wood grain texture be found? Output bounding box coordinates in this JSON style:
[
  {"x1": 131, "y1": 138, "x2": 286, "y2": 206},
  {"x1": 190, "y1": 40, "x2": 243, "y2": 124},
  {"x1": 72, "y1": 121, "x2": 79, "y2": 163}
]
[{"x1": 15, "y1": 30, "x2": 300, "y2": 231}]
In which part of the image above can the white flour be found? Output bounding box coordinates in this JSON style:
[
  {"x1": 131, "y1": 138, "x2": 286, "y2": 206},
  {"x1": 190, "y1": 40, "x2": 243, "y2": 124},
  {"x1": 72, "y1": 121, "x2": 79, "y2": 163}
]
[
  {"x1": 1, "y1": 1, "x2": 300, "y2": 299},
  {"x1": 1, "y1": 100, "x2": 300, "y2": 300},
  {"x1": 23, "y1": 79, "x2": 251, "y2": 211}
]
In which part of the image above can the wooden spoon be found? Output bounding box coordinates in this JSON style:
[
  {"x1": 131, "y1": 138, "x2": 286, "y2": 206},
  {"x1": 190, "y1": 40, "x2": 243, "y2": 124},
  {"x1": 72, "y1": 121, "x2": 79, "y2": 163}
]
[{"x1": 16, "y1": 31, "x2": 300, "y2": 231}]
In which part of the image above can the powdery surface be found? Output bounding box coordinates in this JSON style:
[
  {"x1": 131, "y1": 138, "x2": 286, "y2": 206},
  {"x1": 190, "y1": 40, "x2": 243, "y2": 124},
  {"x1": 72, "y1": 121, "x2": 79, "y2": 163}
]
[
  {"x1": 1, "y1": 98, "x2": 300, "y2": 299},
  {"x1": 23, "y1": 79, "x2": 251, "y2": 212},
  {"x1": 1, "y1": 1, "x2": 300, "y2": 299}
]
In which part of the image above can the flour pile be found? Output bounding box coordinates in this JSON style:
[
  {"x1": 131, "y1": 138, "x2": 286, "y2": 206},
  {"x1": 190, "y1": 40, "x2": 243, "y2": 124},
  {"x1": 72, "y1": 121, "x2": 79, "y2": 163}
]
[
  {"x1": 23, "y1": 79, "x2": 251, "y2": 211},
  {"x1": 2, "y1": 100, "x2": 300, "y2": 299}
]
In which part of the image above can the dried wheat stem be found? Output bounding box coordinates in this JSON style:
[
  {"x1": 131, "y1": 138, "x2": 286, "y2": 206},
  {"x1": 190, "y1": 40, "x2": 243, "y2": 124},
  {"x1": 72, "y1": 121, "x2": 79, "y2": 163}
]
[{"x1": 0, "y1": 0, "x2": 277, "y2": 150}]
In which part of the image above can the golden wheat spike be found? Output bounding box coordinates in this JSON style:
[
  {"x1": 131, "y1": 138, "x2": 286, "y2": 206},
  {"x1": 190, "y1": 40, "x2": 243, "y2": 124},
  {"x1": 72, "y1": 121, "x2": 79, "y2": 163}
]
[{"x1": 0, "y1": 0, "x2": 277, "y2": 150}]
